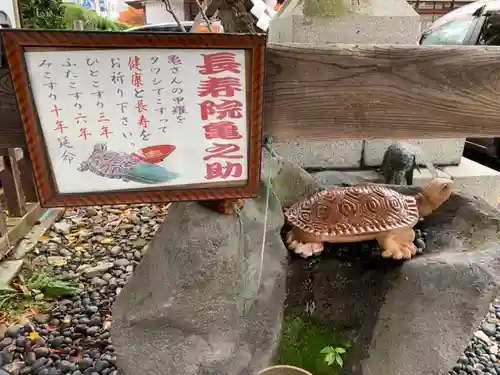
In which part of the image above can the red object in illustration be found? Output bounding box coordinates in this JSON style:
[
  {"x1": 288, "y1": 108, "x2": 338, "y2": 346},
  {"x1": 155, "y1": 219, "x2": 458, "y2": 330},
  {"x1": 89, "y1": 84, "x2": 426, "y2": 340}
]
[{"x1": 133, "y1": 145, "x2": 176, "y2": 163}]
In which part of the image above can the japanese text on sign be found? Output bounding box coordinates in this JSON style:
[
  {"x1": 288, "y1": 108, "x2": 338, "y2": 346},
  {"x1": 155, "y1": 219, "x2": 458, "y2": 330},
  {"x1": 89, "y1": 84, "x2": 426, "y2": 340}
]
[{"x1": 25, "y1": 48, "x2": 248, "y2": 195}]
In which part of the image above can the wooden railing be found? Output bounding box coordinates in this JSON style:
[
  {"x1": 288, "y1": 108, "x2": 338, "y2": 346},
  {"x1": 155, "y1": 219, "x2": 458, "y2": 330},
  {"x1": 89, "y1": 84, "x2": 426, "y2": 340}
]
[{"x1": 0, "y1": 148, "x2": 44, "y2": 260}]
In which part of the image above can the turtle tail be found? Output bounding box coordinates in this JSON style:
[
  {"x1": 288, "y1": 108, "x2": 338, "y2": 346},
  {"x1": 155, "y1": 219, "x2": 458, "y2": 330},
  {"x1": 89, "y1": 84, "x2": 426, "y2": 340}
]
[{"x1": 124, "y1": 162, "x2": 179, "y2": 184}]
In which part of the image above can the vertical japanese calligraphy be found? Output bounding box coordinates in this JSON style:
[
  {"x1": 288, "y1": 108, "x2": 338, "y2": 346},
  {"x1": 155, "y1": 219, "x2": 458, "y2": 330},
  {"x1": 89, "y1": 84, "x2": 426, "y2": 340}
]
[
  {"x1": 197, "y1": 52, "x2": 247, "y2": 181},
  {"x1": 169, "y1": 55, "x2": 187, "y2": 125},
  {"x1": 23, "y1": 47, "x2": 249, "y2": 195}
]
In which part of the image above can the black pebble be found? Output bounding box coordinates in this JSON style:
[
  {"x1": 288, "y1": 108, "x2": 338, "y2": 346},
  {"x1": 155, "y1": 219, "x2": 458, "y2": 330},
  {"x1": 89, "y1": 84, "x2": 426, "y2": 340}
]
[
  {"x1": 86, "y1": 306, "x2": 98, "y2": 314},
  {"x1": 57, "y1": 360, "x2": 74, "y2": 373},
  {"x1": 6, "y1": 325, "x2": 22, "y2": 338},
  {"x1": 94, "y1": 359, "x2": 109, "y2": 372},
  {"x1": 0, "y1": 338, "x2": 13, "y2": 349},
  {"x1": 35, "y1": 347, "x2": 51, "y2": 358},
  {"x1": 415, "y1": 238, "x2": 426, "y2": 250},
  {"x1": 32, "y1": 357, "x2": 48, "y2": 371},
  {"x1": 15, "y1": 337, "x2": 27, "y2": 347},
  {"x1": 2, "y1": 348, "x2": 13, "y2": 364},
  {"x1": 25, "y1": 351, "x2": 37, "y2": 364},
  {"x1": 78, "y1": 358, "x2": 94, "y2": 371},
  {"x1": 49, "y1": 336, "x2": 65, "y2": 348}
]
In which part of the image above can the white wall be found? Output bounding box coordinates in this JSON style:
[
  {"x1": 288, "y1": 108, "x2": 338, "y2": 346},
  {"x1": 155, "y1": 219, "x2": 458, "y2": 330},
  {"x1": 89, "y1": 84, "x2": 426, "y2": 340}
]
[
  {"x1": 145, "y1": 0, "x2": 184, "y2": 24},
  {"x1": 0, "y1": 0, "x2": 19, "y2": 27}
]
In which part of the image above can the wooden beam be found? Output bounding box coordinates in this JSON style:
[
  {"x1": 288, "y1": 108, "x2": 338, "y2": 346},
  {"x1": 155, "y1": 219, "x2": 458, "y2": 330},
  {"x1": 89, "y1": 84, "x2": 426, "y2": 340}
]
[
  {"x1": 0, "y1": 203, "x2": 44, "y2": 260},
  {"x1": 6, "y1": 43, "x2": 500, "y2": 144},
  {"x1": 0, "y1": 68, "x2": 25, "y2": 148},
  {"x1": 0, "y1": 148, "x2": 27, "y2": 217},
  {"x1": 264, "y1": 44, "x2": 500, "y2": 141}
]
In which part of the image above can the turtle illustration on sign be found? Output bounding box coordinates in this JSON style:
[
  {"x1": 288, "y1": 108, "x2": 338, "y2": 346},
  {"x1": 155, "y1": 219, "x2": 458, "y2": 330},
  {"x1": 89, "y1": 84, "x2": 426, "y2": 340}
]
[{"x1": 77, "y1": 143, "x2": 179, "y2": 184}]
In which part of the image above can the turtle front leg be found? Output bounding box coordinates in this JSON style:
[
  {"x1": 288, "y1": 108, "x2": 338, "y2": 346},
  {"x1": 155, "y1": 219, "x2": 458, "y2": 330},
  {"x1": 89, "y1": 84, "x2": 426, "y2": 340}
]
[
  {"x1": 376, "y1": 228, "x2": 416, "y2": 260},
  {"x1": 285, "y1": 230, "x2": 324, "y2": 259}
]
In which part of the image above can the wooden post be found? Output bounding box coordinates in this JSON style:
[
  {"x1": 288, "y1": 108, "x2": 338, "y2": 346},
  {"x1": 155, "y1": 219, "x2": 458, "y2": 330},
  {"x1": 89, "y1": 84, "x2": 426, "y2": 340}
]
[
  {"x1": 0, "y1": 148, "x2": 27, "y2": 217},
  {"x1": 0, "y1": 209, "x2": 7, "y2": 238},
  {"x1": 0, "y1": 68, "x2": 26, "y2": 148},
  {"x1": 18, "y1": 149, "x2": 38, "y2": 203}
]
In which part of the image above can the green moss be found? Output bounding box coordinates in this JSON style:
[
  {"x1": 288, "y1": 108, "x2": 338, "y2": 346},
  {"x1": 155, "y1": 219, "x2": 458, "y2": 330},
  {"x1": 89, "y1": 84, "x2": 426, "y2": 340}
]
[
  {"x1": 303, "y1": 0, "x2": 347, "y2": 17},
  {"x1": 301, "y1": 0, "x2": 372, "y2": 18},
  {"x1": 279, "y1": 315, "x2": 349, "y2": 375}
]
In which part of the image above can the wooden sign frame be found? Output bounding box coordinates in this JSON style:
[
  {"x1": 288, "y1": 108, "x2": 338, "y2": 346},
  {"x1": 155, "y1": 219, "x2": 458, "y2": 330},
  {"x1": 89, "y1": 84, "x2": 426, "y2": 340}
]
[{"x1": 2, "y1": 30, "x2": 265, "y2": 207}]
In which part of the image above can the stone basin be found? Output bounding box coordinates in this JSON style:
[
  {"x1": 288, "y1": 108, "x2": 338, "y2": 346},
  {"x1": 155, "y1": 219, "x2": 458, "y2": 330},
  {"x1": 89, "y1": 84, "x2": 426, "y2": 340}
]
[
  {"x1": 270, "y1": 158, "x2": 500, "y2": 375},
  {"x1": 111, "y1": 157, "x2": 500, "y2": 375}
]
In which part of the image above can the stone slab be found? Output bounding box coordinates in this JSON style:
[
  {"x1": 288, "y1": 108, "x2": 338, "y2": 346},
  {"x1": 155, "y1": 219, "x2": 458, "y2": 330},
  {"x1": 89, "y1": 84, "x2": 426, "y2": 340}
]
[
  {"x1": 11, "y1": 208, "x2": 64, "y2": 260},
  {"x1": 325, "y1": 157, "x2": 500, "y2": 207},
  {"x1": 0, "y1": 259, "x2": 22, "y2": 287},
  {"x1": 312, "y1": 169, "x2": 381, "y2": 186},
  {"x1": 270, "y1": 0, "x2": 421, "y2": 44},
  {"x1": 363, "y1": 139, "x2": 465, "y2": 167},
  {"x1": 273, "y1": 140, "x2": 363, "y2": 169},
  {"x1": 414, "y1": 157, "x2": 500, "y2": 208}
]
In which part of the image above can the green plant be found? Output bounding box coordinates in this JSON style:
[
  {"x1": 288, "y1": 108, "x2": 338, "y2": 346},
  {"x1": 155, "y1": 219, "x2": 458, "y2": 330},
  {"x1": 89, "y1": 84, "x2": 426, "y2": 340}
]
[
  {"x1": 321, "y1": 345, "x2": 348, "y2": 368},
  {"x1": 27, "y1": 273, "x2": 80, "y2": 298},
  {"x1": 63, "y1": 4, "x2": 131, "y2": 31},
  {"x1": 280, "y1": 316, "x2": 349, "y2": 375},
  {"x1": 0, "y1": 273, "x2": 80, "y2": 317},
  {"x1": 20, "y1": 0, "x2": 66, "y2": 29}
]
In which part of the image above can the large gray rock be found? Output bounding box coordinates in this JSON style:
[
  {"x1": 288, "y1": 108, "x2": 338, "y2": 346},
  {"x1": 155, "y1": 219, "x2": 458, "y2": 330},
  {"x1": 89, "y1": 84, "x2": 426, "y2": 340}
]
[
  {"x1": 277, "y1": 162, "x2": 500, "y2": 375},
  {"x1": 111, "y1": 183, "x2": 288, "y2": 375}
]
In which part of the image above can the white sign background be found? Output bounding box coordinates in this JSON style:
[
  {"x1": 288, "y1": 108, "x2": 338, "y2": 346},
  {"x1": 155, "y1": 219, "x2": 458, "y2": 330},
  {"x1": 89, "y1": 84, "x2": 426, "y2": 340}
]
[{"x1": 25, "y1": 48, "x2": 248, "y2": 194}]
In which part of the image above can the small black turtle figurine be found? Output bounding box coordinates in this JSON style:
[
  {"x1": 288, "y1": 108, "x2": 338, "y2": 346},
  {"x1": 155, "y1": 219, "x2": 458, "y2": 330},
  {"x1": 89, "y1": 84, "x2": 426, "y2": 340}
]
[{"x1": 380, "y1": 141, "x2": 438, "y2": 185}]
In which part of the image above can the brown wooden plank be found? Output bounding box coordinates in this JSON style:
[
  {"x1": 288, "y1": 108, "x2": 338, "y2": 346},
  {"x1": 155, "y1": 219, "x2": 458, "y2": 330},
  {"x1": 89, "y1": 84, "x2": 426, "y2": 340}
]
[
  {"x1": 0, "y1": 203, "x2": 44, "y2": 260},
  {"x1": 6, "y1": 43, "x2": 500, "y2": 146},
  {"x1": 0, "y1": 148, "x2": 26, "y2": 217},
  {"x1": 0, "y1": 68, "x2": 26, "y2": 148},
  {"x1": 18, "y1": 149, "x2": 38, "y2": 202},
  {"x1": 0, "y1": 210, "x2": 7, "y2": 237},
  {"x1": 264, "y1": 44, "x2": 500, "y2": 141}
]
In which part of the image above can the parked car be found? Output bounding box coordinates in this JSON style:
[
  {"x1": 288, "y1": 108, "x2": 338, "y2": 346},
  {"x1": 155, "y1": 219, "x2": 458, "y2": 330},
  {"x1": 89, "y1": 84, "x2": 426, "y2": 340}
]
[
  {"x1": 125, "y1": 21, "x2": 194, "y2": 33},
  {"x1": 419, "y1": 0, "x2": 500, "y2": 160}
]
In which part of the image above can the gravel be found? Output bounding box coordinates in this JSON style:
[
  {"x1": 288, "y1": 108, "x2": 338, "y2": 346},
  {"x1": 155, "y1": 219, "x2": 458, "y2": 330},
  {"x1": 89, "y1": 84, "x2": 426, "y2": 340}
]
[
  {"x1": 449, "y1": 300, "x2": 500, "y2": 375},
  {"x1": 0, "y1": 204, "x2": 168, "y2": 375}
]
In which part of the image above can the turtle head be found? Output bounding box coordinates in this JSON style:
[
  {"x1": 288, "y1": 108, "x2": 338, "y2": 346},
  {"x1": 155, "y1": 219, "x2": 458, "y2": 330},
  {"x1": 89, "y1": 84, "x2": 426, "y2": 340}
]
[
  {"x1": 93, "y1": 143, "x2": 107, "y2": 152},
  {"x1": 77, "y1": 161, "x2": 89, "y2": 172},
  {"x1": 416, "y1": 178, "x2": 453, "y2": 217}
]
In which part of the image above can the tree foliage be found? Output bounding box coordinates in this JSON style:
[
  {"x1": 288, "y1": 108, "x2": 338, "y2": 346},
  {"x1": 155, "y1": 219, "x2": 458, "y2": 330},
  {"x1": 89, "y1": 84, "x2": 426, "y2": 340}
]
[
  {"x1": 63, "y1": 4, "x2": 131, "y2": 31},
  {"x1": 20, "y1": 0, "x2": 131, "y2": 31},
  {"x1": 20, "y1": 0, "x2": 65, "y2": 29},
  {"x1": 118, "y1": 6, "x2": 144, "y2": 26}
]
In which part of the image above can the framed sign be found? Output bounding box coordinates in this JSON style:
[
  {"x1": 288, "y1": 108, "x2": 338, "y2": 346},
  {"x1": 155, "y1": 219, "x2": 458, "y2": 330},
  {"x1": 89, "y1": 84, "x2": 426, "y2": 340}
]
[{"x1": 1, "y1": 30, "x2": 265, "y2": 207}]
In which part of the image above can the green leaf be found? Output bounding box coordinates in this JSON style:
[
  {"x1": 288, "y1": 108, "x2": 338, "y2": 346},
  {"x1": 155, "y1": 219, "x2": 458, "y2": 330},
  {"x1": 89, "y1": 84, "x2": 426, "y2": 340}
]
[
  {"x1": 320, "y1": 346, "x2": 333, "y2": 354},
  {"x1": 335, "y1": 347, "x2": 347, "y2": 354},
  {"x1": 325, "y1": 353, "x2": 335, "y2": 366},
  {"x1": 335, "y1": 354, "x2": 344, "y2": 367}
]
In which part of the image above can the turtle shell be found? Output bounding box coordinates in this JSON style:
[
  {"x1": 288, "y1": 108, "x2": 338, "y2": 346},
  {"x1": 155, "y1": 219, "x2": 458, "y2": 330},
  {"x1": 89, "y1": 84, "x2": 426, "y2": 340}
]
[
  {"x1": 285, "y1": 185, "x2": 420, "y2": 236},
  {"x1": 86, "y1": 149, "x2": 139, "y2": 179}
]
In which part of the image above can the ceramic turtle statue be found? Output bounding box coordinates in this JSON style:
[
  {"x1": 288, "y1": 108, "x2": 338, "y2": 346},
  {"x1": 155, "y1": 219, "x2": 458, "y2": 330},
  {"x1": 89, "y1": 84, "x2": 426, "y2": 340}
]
[
  {"x1": 77, "y1": 143, "x2": 178, "y2": 184},
  {"x1": 284, "y1": 178, "x2": 453, "y2": 260}
]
